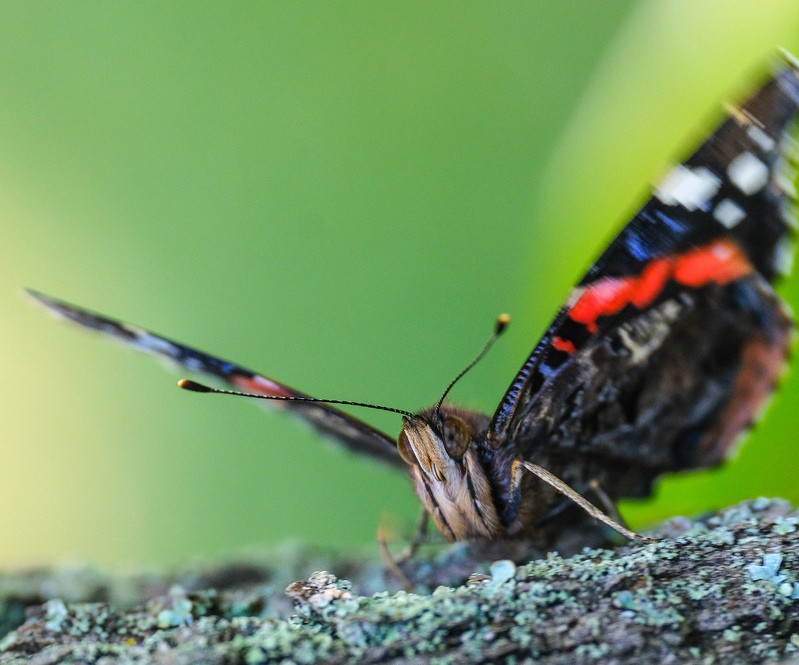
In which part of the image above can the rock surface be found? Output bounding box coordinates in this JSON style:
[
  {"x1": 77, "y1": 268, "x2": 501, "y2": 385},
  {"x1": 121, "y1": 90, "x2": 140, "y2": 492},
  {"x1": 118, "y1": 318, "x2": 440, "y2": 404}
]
[{"x1": 1, "y1": 499, "x2": 799, "y2": 663}]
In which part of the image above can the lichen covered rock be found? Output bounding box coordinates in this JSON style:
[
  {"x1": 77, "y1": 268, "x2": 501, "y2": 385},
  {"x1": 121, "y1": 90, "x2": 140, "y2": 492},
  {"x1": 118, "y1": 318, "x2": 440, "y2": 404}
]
[{"x1": 1, "y1": 498, "x2": 799, "y2": 663}]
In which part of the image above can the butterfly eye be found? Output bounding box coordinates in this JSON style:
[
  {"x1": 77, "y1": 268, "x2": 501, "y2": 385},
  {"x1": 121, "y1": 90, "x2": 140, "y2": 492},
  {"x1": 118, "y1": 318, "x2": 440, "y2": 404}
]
[
  {"x1": 397, "y1": 430, "x2": 417, "y2": 466},
  {"x1": 442, "y1": 415, "x2": 470, "y2": 459}
]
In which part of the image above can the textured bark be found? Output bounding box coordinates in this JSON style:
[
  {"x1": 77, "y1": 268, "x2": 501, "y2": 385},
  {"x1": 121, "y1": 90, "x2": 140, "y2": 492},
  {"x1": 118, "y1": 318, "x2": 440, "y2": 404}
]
[{"x1": 1, "y1": 498, "x2": 799, "y2": 664}]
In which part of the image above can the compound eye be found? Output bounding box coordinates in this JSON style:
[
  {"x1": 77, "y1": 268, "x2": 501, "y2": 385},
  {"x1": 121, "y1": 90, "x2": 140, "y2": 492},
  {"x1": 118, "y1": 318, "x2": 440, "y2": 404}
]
[
  {"x1": 442, "y1": 415, "x2": 470, "y2": 459},
  {"x1": 397, "y1": 430, "x2": 417, "y2": 466}
]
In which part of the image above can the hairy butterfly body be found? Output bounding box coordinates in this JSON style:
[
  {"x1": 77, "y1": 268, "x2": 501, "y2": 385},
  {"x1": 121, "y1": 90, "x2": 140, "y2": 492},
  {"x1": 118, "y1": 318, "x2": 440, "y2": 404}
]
[{"x1": 30, "y1": 56, "x2": 799, "y2": 549}]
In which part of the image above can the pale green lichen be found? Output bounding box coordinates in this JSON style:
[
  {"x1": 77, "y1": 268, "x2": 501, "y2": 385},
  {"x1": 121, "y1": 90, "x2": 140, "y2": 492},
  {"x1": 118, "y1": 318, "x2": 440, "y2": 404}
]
[
  {"x1": 0, "y1": 498, "x2": 797, "y2": 663},
  {"x1": 772, "y1": 516, "x2": 798, "y2": 535},
  {"x1": 723, "y1": 626, "x2": 743, "y2": 642},
  {"x1": 43, "y1": 599, "x2": 69, "y2": 632},
  {"x1": 488, "y1": 559, "x2": 516, "y2": 585},
  {"x1": 747, "y1": 552, "x2": 785, "y2": 582}
]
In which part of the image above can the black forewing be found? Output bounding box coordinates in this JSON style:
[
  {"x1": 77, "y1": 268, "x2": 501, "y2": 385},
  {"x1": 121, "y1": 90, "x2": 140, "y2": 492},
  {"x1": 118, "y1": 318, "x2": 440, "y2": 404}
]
[
  {"x1": 28, "y1": 290, "x2": 404, "y2": 469},
  {"x1": 488, "y1": 57, "x2": 799, "y2": 496}
]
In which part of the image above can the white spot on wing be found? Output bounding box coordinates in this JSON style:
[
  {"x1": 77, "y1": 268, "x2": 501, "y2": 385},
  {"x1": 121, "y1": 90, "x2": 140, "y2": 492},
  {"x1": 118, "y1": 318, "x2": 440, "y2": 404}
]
[
  {"x1": 616, "y1": 298, "x2": 684, "y2": 364},
  {"x1": 654, "y1": 165, "x2": 721, "y2": 210},
  {"x1": 182, "y1": 357, "x2": 204, "y2": 372},
  {"x1": 136, "y1": 332, "x2": 179, "y2": 356},
  {"x1": 713, "y1": 198, "x2": 746, "y2": 228},
  {"x1": 747, "y1": 125, "x2": 775, "y2": 152},
  {"x1": 727, "y1": 152, "x2": 769, "y2": 195}
]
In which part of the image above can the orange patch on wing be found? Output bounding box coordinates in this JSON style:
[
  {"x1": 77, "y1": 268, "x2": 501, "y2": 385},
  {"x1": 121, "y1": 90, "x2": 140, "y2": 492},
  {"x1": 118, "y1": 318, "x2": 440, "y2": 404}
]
[
  {"x1": 673, "y1": 238, "x2": 752, "y2": 287},
  {"x1": 551, "y1": 336, "x2": 577, "y2": 354},
  {"x1": 568, "y1": 239, "x2": 753, "y2": 336},
  {"x1": 569, "y1": 279, "x2": 636, "y2": 333},
  {"x1": 632, "y1": 258, "x2": 672, "y2": 307}
]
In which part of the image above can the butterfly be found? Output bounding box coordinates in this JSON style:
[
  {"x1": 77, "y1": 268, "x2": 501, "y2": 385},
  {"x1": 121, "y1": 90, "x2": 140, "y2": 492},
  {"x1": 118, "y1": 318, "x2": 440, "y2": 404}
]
[{"x1": 30, "y1": 55, "x2": 799, "y2": 553}]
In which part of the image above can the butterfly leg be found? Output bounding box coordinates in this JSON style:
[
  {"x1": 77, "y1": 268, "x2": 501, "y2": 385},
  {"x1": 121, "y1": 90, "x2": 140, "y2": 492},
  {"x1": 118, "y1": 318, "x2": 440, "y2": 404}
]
[
  {"x1": 394, "y1": 509, "x2": 430, "y2": 564},
  {"x1": 530, "y1": 479, "x2": 627, "y2": 538},
  {"x1": 587, "y1": 479, "x2": 627, "y2": 529},
  {"x1": 377, "y1": 509, "x2": 429, "y2": 589},
  {"x1": 508, "y1": 460, "x2": 654, "y2": 543}
]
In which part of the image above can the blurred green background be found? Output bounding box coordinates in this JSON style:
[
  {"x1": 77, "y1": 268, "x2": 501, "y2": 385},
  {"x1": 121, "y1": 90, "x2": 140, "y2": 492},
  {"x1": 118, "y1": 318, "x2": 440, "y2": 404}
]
[{"x1": 3, "y1": 1, "x2": 799, "y2": 568}]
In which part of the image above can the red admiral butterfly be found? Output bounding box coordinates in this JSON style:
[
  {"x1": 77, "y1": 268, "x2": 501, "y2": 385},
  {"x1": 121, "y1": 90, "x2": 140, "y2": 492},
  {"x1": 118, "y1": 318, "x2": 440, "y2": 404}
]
[{"x1": 30, "y1": 56, "x2": 799, "y2": 551}]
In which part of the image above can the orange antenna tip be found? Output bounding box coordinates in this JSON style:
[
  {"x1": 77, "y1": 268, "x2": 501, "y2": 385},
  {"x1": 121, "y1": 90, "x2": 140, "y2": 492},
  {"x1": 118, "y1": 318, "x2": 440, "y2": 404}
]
[
  {"x1": 434, "y1": 313, "x2": 511, "y2": 416},
  {"x1": 495, "y1": 313, "x2": 510, "y2": 334},
  {"x1": 178, "y1": 379, "x2": 213, "y2": 393}
]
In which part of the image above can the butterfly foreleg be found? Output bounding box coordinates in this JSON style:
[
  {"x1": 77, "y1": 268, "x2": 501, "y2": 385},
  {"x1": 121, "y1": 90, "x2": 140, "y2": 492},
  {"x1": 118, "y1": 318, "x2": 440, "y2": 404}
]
[
  {"x1": 587, "y1": 478, "x2": 627, "y2": 528},
  {"x1": 509, "y1": 460, "x2": 654, "y2": 543},
  {"x1": 394, "y1": 509, "x2": 430, "y2": 564},
  {"x1": 377, "y1": 509, "x2": 430, "y2": 588},
  {"x1": 527, "y1": 477, "x2": 624, "y2": 532}
]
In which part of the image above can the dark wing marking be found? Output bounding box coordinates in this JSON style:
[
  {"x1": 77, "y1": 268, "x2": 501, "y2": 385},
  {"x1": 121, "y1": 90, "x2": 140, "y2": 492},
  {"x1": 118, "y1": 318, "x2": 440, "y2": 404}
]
[
  {"x1": 513, "y1": 279, "x2": 791, "y2": 499},
  {"x1": 488, "y1": 56, "x2": 799, "y2": 496},
  {"x1": 27, "y1": 289, "x2": 404, "y2": 469}
]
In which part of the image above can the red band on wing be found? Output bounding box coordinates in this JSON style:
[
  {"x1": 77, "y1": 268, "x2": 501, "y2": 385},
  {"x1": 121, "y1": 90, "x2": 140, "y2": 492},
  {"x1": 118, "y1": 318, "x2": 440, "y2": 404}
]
[
  {"x1": 551, "y1": 336, "x2": 577, "y2": 354},
  {"x1": 232, "y1": 374, "x2": 295, "y2": 400},
  {"x1": 568, "y1": 239, "x2": 753, "y2": 335},
  {"x1": 672, "y1": 238, "x2": 752, "y2": 287},
  {"x1": 569, "y1": 279, "x2": 636, "y2": 333},
  {"x1": 632, "y1": 258, "x2": 672, "y2": 306}
]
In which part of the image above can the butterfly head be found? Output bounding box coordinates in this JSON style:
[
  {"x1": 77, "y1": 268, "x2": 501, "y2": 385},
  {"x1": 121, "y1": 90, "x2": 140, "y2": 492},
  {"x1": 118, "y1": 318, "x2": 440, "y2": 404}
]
[{"x1": 397, "y1": 406, "x2": 502, "y2": 540}]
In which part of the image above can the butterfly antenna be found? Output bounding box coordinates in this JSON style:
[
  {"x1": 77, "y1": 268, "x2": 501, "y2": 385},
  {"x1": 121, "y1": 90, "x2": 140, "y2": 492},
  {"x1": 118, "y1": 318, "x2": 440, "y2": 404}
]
[
  {"x1": 434, "y1": 314, "x2": 510, "y2": 421},
  {"x1": 177, "y1": 379, "x2": 416, "y2": 418}
]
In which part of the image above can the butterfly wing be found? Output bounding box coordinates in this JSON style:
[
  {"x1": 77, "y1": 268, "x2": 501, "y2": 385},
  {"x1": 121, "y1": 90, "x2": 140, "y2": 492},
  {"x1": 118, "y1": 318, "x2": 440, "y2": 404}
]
[
  {"x1": 489, "y1": 57, "x2": 799, "y2": 499},
  {"x1": 27, "y1": 290, "x2": 404, "y2": 469}
]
